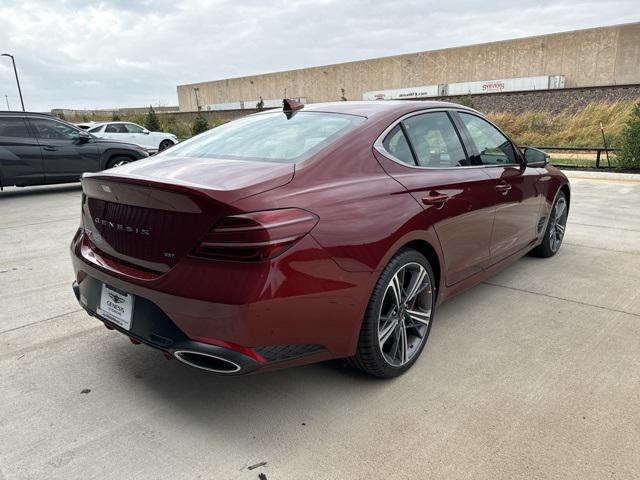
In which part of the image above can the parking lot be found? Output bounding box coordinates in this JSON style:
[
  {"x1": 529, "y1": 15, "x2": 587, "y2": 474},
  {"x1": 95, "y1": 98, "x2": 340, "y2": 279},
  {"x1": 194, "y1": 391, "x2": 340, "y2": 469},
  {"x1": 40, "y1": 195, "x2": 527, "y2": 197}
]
[{"x1": 1, "y1": 175, "x2": 639, "y2": 479}]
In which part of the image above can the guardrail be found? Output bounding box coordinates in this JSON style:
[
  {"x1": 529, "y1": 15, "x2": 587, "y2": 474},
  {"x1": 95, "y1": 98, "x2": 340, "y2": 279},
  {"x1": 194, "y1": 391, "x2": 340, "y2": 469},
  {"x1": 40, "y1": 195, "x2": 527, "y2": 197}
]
[{"x1": 526, "y1": 146, "x2": 621, "y2": 168}]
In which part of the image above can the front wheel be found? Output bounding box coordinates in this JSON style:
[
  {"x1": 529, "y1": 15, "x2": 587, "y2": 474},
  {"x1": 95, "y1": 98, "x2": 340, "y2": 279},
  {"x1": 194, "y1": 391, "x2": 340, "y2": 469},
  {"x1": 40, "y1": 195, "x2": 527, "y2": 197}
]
[
  {"x1": 348, "y1": 248, "x2": 436, "y2": 378},
  {"x1": 531, "y1": 191, "x2": 568, "y2": 258},
  {"x1": 106, "y1": 156, "x2": 132, "y2": 169},
  {"x1": 159, "y1": 140, "x2": 174, "y2": 152}
]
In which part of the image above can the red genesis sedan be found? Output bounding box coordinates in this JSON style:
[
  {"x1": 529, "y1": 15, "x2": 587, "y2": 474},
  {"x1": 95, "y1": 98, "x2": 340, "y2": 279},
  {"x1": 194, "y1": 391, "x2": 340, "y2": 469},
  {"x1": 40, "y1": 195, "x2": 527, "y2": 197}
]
[{"x1": 70, "y1": 100, "x2": 570, "y2": 378}]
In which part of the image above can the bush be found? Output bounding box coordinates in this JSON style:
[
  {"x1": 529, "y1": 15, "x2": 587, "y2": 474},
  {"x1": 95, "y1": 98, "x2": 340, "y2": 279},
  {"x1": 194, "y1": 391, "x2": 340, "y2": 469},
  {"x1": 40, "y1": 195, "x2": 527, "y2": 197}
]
[
  {"x1": 458, "y1": 94, "x2": 474, "y2": 108},
  {"x1": 143, "y1": 105, "x2": 161, "y2": 132},
  {"x1": 191, "y1": 112, "x2": 209, "y2": 136},
  {"x1": 256, "y1": 96, "x2": 264, "y2": 111},
  {"x1": 111, "y1": 112, "x2": 121, "y2": 121},
  {"x1": 617, "y1": 102, "x2": 640, "y2": 168}
]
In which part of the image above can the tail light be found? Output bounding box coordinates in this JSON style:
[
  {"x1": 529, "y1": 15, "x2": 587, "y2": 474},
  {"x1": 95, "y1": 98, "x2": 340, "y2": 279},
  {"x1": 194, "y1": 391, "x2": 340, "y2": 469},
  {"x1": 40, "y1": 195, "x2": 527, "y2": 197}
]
[{"x1": 192, "y1": 208, "x2": 319, "y2": 261}]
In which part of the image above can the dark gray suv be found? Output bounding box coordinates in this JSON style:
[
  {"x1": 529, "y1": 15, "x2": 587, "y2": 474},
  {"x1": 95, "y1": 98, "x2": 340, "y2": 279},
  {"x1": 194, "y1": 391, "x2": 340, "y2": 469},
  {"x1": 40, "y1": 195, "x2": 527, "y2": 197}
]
[{"x1": 0, "y1": 112, "x2": 149, "y2": 189}]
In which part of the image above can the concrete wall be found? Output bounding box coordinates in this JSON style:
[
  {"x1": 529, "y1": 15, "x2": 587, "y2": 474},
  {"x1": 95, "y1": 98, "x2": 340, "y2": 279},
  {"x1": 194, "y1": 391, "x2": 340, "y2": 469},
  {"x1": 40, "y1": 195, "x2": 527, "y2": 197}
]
[{"x1": 177, "y1": 22, "x2": 640, "y2": 111}]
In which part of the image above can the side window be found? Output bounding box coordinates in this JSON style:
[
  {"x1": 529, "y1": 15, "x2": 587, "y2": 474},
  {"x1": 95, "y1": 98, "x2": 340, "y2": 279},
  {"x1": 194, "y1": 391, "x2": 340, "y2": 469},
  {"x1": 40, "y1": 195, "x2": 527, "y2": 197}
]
[
  {"x1": 88, "y1": 125, "x2": 104, "y2": 133},
  {"x1": 382, "y1": 125, "x2": 414, "y2": 165},
  {"x1": 29, "y1": 118, "x2": 79, "y2": 141},
  {"x1": 125, "y1": 123, "x2": 144, "y2": 134},
  {"x1": 458, "y1": 113, "x2": 517, "y2": 165},
  {"x1": 105, "y1": 123, "x2": 127, "y2": 133},
  {"x1": 0, "y1": 117, "x2": 31, "y2": 138},
  {"x1": 402, "y1": 112, "x2": 468, "y2": 167}
]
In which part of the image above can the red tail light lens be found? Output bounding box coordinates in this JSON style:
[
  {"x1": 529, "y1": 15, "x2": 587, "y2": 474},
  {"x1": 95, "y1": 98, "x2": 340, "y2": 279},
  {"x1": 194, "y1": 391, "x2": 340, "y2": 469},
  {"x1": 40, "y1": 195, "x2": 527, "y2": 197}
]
[{"x1": 193, "y1": 208, "x2": 319, "y2": 261}]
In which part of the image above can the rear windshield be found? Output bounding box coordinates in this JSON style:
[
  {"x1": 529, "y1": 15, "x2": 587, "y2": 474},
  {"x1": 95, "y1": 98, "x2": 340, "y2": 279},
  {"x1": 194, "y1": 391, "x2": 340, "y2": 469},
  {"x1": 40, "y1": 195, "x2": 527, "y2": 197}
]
[{"x1": 163, "y1": 111, "x2": 366, "y2": 163}]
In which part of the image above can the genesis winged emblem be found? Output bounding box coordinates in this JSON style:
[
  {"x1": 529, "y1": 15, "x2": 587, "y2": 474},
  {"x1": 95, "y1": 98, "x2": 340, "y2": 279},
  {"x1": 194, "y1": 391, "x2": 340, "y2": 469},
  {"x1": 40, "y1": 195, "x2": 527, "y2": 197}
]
[{"x1": 108, "y1": 292, "x2": 125, "y2": 304}]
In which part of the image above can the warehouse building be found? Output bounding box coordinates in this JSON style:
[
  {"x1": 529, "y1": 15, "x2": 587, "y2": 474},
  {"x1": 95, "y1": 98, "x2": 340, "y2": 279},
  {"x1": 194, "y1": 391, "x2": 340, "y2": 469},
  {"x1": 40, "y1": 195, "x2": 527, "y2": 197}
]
[{"x1": 176, "y1": 22, "x2": 640, "y2": 112}]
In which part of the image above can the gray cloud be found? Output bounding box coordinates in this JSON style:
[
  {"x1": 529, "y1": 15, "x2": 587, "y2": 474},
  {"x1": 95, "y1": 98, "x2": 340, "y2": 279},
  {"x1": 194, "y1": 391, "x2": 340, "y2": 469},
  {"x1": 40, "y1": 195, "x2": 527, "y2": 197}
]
[{"x1": 0, "y1": 0, "x2": 637, "y2": 111}]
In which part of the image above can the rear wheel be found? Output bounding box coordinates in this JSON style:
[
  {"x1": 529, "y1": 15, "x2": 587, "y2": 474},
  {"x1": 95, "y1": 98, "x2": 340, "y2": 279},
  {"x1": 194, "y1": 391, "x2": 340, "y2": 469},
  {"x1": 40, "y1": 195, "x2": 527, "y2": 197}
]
[
  {"x1": 531, "y1": 191, "x2": 568, "y2": 258},
  {"x1": 159, "y1": 140, "x2": 173, "y2": 152},
  {"x1": 349, "y1": 248, "x2": 435, "y2": 378},
  {"x1": 106, "y1": 156, "x2": 132, "y2": 169}
]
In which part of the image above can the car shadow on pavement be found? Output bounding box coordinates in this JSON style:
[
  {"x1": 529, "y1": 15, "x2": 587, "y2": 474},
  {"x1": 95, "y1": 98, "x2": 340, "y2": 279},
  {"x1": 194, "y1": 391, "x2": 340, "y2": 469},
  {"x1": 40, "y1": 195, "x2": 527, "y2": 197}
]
[{"x1": 106, "y1": 340, "x2": 390, "y2": 435}]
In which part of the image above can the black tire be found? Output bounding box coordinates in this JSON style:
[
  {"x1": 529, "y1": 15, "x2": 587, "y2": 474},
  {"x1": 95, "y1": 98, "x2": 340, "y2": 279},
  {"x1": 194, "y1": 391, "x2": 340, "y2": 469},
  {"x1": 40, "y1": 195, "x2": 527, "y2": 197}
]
[
  {"x1": 530, "y1": 191, "x2": 568, "y2": 258},
  {"x1": 348, "y1": 248, "x2": 436, "y2": 378},
  {"x1": 106, "y1": 156, "x2": 132, "y2": 169},
  {"x1": 159, "y1": 140, "x2": 174, "y2": 152}
]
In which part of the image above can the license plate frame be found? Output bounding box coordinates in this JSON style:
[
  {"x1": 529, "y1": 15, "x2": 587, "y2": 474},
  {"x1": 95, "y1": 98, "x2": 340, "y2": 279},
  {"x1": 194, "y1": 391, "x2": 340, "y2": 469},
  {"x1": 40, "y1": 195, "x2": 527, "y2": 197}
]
[{"x1": 97, "y1": 283, "x2": 135, "y2": 331}]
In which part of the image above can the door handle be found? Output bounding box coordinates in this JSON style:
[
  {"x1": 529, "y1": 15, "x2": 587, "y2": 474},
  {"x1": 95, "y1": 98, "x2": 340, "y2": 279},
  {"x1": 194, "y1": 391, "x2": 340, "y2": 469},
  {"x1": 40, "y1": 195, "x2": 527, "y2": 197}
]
[
  {"x1": 422, "y1": 194, "x2": 449, "y2": 206},
  {"x1": 43, "y1": 145, "x2": 58, "y2": 151},
  {"x1": 494, "y1": 183, "x2": 512, "y2": 195}
]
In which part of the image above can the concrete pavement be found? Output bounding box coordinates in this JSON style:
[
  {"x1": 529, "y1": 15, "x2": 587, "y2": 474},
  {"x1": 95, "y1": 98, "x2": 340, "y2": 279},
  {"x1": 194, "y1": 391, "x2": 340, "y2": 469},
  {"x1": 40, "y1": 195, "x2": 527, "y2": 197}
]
[{"x1": 1, "y1": 178, "x2": 639, "y2": 480}]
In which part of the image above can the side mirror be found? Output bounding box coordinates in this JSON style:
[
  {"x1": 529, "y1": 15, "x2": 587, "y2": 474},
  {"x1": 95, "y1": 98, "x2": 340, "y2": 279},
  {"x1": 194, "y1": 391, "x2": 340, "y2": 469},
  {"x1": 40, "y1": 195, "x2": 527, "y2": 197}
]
[
  {"x1": 75, "y1": 130, "x2": 92, "y2": 143},
  {"x1": 141, "y1": 128, "x2": 150, "y2": 135},
  {"x1": 523, "y1": 147, "x2": 549, "y2": 167}
]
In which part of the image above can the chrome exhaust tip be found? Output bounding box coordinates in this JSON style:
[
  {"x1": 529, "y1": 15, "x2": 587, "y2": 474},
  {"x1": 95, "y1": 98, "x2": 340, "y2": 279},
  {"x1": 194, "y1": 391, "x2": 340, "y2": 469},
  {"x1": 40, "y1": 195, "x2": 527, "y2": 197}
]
[{"x1": 173, "y1": 350, "x2": 242, "y2": 374}]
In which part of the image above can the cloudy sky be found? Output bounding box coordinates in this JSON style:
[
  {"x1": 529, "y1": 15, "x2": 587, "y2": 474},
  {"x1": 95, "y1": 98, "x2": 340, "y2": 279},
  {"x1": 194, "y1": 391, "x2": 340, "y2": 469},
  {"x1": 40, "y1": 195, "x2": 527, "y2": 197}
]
[{"x1": 0, "y1": 0, "x2": 637, "y2": 111}]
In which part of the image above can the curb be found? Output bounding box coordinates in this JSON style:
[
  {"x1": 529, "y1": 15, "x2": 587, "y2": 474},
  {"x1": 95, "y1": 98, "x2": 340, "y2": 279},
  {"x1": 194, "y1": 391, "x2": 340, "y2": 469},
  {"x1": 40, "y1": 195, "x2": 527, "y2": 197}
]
[{"x1": 560, "y1": 170, "x2": 640, "y2": 182}]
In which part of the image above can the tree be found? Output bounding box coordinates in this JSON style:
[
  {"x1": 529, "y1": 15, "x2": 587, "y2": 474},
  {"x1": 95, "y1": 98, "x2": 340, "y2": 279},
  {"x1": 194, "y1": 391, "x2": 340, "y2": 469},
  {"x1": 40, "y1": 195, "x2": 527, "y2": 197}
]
[
  {"x1": 191, "y1": 112, "x2": 209, "y2": 136},
  {"x1": 340, "y1": 88, "x2": 347, "y2": 101},
  {"x1": 56, "y1": 112, "x2": 66, "y2": 120},
  {"x1": 144, "y1": 105, "x2": 161, "y2": 132},
  {"x1": 256, "y1": 96, "x2": 264, "y2": 111},
  {"x1": 111, "y1": 112, "x2": 121, "y2": 121},
  {"x1": 617, "y1": 102, "x2": 640, "y2": 169}
]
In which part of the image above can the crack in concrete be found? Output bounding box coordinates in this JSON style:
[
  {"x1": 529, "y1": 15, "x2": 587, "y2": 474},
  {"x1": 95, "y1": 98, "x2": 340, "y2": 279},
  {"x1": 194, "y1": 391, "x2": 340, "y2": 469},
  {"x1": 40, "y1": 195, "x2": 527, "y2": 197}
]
[
  {"x1": 483, "y1": 281, "x2": 640, "y2": 319},
  {"x1": 568, "y1": 221, "x2": 640, "y2": 233},
  {"x1": 0, "y1": 309, "x2": 83, "y2": 335}
]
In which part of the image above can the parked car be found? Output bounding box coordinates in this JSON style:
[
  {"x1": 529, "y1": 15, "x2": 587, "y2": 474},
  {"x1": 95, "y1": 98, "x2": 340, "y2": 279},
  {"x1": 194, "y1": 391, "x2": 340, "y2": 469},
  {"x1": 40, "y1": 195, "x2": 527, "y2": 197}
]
[
  {"x1": 70, "y1": 100, "x2": 569, "y2": 378},
  {"x1": 0, "y1": 112, "x2": 149, "y2": 189},
  {"x1": 75, "y1": 122, "x2": 97, "y2": 130},
  {"x1": 87, "y1": 121, "x2": 178, "y2": 154}
]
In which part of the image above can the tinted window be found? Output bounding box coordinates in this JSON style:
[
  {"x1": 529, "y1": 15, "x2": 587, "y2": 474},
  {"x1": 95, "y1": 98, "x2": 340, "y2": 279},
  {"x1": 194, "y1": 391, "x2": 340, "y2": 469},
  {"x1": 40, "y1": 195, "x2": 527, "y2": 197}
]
[
  {"x1": 125, "y1": 123, "x2": 145, "y2": 133},
  {"x1": 382, "y1": 125, "x2": 414, "y2": 165},
  {"x1": 105, "y1": 123, "x2": 128, "y2": 133},
  {"x1": 30, "y1": 118, "x2": 79, "y2": 140},
  {"x1": 402, "y1": 112, "x2": 467, "y2": 167},
  {"x1": 165, "y1": 112, "x2": 365, "y2": 163},
  {"x1": 0, "y1": 117, "x2": 30, "y2": 138},
  {"x1": 458, "y1": 113, "x2": 517, "y2": 165}
]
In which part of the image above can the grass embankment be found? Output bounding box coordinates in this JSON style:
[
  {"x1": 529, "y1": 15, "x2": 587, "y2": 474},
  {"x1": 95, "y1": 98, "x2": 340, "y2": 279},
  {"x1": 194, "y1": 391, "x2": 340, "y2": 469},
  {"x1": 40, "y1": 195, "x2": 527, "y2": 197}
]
[{"x1": 487, "y1": 101, "x2": 635, "y2": 168}]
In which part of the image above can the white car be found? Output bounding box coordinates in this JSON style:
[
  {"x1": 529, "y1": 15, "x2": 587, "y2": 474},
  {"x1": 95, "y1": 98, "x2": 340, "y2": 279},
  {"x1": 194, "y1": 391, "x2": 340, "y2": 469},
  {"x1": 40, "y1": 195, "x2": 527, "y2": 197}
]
[{"x1": 86, "y1": 122, "x2": 178, "y2": 154}]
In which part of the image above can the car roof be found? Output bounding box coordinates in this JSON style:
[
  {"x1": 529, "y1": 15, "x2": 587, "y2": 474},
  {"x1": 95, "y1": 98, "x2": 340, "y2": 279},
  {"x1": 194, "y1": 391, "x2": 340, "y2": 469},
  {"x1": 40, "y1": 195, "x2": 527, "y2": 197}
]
[{"x1": 0, "y1": 111, "x2": 57, "y2": 117}]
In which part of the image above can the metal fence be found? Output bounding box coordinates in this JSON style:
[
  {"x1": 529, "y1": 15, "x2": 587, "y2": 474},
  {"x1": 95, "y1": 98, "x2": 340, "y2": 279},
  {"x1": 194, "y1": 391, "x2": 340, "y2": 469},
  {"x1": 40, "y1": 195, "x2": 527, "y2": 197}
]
[{"x1": 527, "y1": 146, "x2": 621, "y2": 169}]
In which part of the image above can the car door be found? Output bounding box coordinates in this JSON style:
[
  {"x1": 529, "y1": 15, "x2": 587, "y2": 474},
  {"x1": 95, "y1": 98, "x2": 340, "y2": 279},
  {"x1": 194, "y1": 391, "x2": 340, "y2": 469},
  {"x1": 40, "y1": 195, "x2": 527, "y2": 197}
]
[
  {"x1": 27, "y1": 117, "x2": 101, "y2": 183},
  {"x1": 374, "y1": 110, "x2": 496, "y2": 286},
  {"x1": 454, "y1": 111, "x2": 545, "y2": 264},
  {"x1": 124, "y1": 123, "x2": 151, "y2": 148},
  {"x1": 0, "y1": 115, "x2": 44, "y2": 186}
]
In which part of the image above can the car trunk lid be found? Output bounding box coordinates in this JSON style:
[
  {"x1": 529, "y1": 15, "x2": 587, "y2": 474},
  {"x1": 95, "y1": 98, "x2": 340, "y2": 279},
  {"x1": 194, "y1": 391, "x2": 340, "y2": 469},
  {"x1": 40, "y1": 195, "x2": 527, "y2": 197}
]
[{"x1": 81, "y1": 156, "x2": 294, "y2": 272}]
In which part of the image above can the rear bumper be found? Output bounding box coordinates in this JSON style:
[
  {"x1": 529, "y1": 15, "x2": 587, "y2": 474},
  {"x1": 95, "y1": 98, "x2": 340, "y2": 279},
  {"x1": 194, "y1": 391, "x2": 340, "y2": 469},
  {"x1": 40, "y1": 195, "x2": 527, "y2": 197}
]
[
  {"x1": 72, "y1": 278, "x2": 262, "y2": 374},
  {"x1": 70, "y1": 229, "x2": 376, "y2": 374}
]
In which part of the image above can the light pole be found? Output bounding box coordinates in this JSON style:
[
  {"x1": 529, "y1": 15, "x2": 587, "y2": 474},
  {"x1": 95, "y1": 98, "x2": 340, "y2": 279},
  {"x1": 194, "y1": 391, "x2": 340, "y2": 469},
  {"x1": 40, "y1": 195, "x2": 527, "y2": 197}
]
[
  {"x1": 4, "y1": 94, "x2": 9, "y2": 110},
  {"x1": 193, "y1": 87, "x2": 201, "y2": 111},
  {"x1": 1, "y1": 54, "x2": 25, "y2": 111}
]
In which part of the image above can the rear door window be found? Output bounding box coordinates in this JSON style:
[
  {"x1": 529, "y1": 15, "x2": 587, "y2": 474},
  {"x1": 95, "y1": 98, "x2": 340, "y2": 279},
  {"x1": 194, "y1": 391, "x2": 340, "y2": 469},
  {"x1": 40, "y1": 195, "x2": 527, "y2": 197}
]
[
  {"x1": 0, "y1": 117, "x2": 31, "y2": 138},
  {"x1": 105, "y1": 123, "x2": 128, "y2": 133},
  {"x1": 402, "y1": 112, "x2": 468, "y2": 167}
]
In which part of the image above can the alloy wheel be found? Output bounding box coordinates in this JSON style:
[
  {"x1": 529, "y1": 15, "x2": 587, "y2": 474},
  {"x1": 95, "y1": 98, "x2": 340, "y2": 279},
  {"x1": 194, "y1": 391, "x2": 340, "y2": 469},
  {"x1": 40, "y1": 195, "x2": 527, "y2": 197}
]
[
  {"x1": 378, "y1": 262, "x2": 433, "y2": 367},
  {"x1": 548, "y1": 196, "x2": 567, "y2": 253}
]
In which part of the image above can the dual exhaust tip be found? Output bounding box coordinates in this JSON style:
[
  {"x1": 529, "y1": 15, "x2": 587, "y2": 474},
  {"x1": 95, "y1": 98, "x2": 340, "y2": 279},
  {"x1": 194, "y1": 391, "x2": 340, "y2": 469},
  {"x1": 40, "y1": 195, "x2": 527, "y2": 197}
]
[{"x1": 173, "y1": 350, "x2": 243, "y2": 374}]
